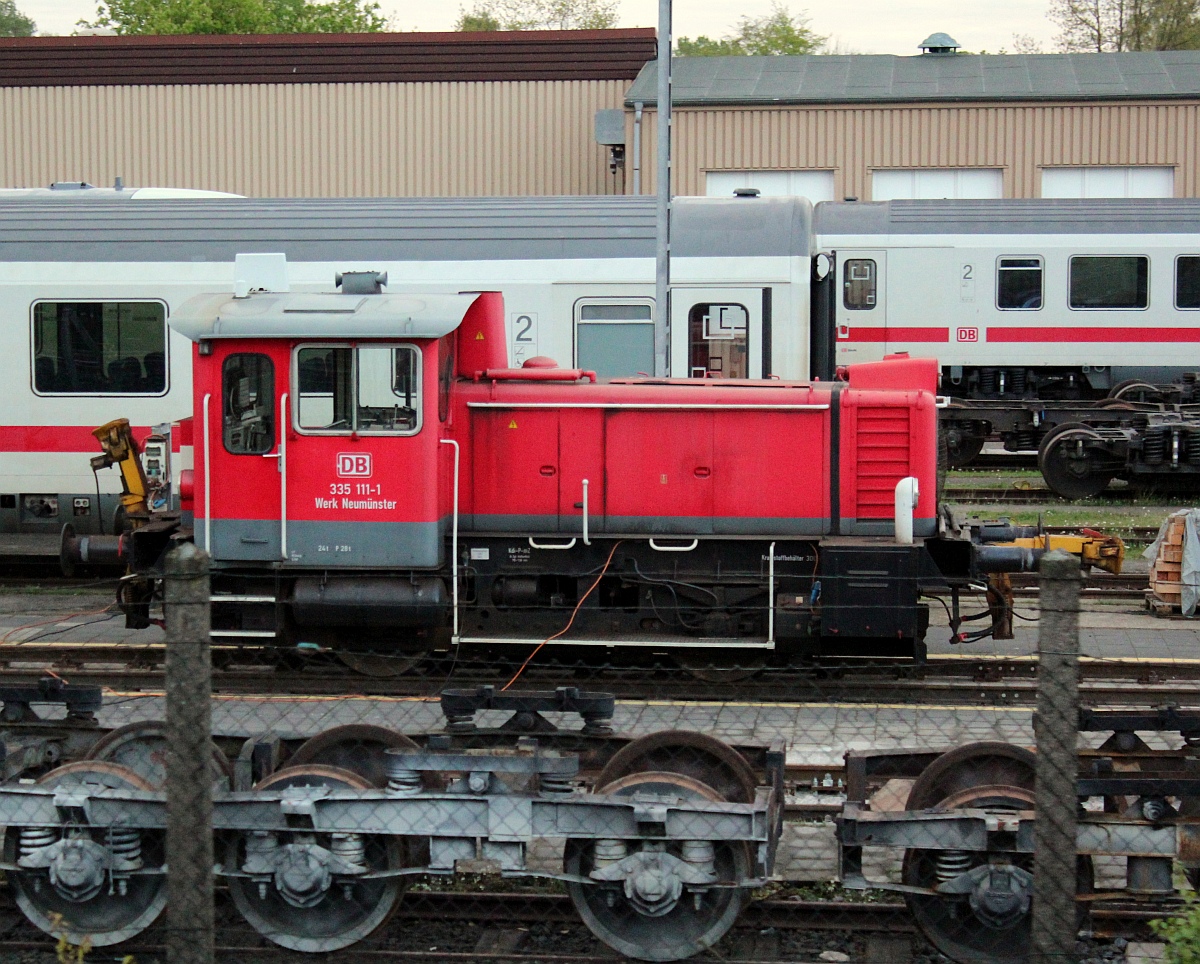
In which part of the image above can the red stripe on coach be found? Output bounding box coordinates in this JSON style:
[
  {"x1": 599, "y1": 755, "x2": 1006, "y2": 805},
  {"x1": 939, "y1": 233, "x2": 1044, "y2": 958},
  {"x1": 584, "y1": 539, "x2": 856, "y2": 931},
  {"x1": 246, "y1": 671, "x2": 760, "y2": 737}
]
[
  {"x1": 843, "y1": 327, "x2": 949, "y2": 343},
  {"x1": 987, "y1": 327, "x2": 1200, "y2": 343},
  {"x1": 0, "y1": 425, "x2": 154, "y2": 453}
]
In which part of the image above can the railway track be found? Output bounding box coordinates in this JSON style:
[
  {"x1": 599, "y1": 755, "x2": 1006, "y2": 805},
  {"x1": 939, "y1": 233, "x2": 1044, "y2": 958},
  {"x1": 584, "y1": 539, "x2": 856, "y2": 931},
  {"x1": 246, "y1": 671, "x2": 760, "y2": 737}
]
[{"x1": 0, "y1": 889, "x2": 1164, "y2": 961}]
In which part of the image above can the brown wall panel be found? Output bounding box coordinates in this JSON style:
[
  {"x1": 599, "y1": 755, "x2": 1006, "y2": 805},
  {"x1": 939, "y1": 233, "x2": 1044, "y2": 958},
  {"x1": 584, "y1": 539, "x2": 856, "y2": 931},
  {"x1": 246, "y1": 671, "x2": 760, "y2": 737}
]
[
  {"x1": 632, "y1": 101, "x2": 1200, "y2": 199},
  {"x1": 0, "y1": 80, "x2": 628, "y2": 197}
]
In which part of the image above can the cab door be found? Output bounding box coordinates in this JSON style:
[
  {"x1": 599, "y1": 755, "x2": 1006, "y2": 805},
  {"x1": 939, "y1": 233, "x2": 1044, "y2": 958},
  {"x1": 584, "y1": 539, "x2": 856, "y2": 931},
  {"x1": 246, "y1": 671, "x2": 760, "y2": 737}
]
[
  {"x1": 285, "y1": 341, "x2": 439, "y2": 568},
  {"x1": 205, "y1": 343, "x2": 289, "y2": 561},
  {"x1": 670, "y1": 288, "x2": 765, "y2": 379},
  {"x1": 834, "y1": 251, "x2": 887, "y2": 366}
]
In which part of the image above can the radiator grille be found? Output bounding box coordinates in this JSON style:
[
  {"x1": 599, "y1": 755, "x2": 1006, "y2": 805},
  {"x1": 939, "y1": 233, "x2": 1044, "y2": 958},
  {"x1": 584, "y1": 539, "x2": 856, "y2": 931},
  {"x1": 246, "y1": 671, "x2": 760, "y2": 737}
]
[{"x1": 855, "y1": 406, "x2": 911, "y2": 518}]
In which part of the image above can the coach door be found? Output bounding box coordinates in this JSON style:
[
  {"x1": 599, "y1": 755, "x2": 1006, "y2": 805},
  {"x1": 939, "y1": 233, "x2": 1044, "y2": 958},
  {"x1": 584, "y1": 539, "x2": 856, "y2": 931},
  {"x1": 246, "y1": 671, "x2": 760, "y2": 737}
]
[
  {"x1": 670, "y1": 288, "x2": 765, "y2": 379},
  {"x1": 834, "y1": 251, "x2": 887, "y2": 366}
]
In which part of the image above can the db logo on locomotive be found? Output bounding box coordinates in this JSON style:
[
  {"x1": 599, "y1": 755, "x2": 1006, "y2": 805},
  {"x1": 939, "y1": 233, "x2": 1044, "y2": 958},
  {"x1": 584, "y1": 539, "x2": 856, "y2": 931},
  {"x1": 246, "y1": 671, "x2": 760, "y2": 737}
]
[{"x1": 336, "y1": 453, "x2": 373, "y2": 478}]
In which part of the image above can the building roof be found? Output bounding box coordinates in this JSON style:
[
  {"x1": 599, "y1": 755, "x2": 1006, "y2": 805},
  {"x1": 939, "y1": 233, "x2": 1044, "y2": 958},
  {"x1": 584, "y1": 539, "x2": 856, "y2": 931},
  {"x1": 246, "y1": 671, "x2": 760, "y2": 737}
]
[
  {"x1": 626, "y1": 51, "x2": 1200, "y2": 106},
  {"x1": 0, "y1": 28, "x2": 657, "y2": 87}
]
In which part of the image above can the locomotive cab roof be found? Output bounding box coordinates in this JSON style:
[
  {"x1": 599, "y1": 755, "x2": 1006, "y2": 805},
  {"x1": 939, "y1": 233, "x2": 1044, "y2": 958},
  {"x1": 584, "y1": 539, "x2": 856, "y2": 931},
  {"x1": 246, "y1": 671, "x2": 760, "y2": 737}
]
[{"x1": 171, "y1": 288, "x2": 487, "y2": 341}]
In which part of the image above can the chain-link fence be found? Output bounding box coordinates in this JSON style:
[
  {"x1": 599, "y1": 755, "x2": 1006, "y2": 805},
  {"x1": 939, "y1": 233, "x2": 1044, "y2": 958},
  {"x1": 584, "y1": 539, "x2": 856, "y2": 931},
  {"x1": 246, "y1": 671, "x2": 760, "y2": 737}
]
[{"x1": 0, "y1": 540, "x2": 1195, "y2": 964}]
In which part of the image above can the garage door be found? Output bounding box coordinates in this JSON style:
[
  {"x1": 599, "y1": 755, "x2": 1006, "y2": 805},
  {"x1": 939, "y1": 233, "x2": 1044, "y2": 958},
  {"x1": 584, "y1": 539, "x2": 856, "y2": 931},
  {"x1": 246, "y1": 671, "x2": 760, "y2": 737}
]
[
  {"x1": 706, "y1": 170, "x2": 835, "y2": 201},
  {"x1": 871, "y1": 168, "x2": 1003, "y2": 200},
  {"x1": 1041, "y1": 166, "x2": 1174, "y2": 198}
]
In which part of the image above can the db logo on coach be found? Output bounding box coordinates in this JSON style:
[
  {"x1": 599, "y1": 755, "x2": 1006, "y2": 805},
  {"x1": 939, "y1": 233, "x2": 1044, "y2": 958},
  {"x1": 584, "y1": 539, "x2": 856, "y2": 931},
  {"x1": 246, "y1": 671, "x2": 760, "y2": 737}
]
[
  {"x1": 337, "y1": 453, "x2": 373, "y2": 478},
  {"x1": 956, "y1": 327, "x2": 979, "y2": 343}
]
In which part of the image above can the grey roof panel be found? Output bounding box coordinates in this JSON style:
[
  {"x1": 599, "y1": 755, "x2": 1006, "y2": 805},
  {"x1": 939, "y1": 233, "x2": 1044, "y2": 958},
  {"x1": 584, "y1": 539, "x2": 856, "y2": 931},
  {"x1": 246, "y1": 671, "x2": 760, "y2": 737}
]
[
  {"x1": 814, "y1": 198, "x2": 1200, "y2": 237},
  {"x1": 626, "y1": 50, "x2": 1200, "y2": 105},
  {"x1": 0, "y1": 195, "x2": 814, "y2": 263}
]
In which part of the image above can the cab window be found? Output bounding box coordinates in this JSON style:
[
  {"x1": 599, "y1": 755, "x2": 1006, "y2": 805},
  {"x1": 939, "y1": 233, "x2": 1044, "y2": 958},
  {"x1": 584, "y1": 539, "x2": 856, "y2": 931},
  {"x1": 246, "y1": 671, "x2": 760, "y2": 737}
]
[
  {"x1": 222, "y1": 354, "x2": 274, "y2": 455},
  {"x1": 295, "y1": 344, "x2": 421, "y2": 435}
]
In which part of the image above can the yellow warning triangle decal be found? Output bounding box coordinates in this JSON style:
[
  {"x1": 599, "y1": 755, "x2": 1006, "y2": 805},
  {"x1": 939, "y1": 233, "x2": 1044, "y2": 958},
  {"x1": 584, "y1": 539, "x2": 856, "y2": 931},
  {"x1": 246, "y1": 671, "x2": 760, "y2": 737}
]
[
  {"x1": 508, "y1": 419, "x2": 518, "y2": 429},
  {"x1": 475, "y1": 331, "x2": 485, "y2": 340}
]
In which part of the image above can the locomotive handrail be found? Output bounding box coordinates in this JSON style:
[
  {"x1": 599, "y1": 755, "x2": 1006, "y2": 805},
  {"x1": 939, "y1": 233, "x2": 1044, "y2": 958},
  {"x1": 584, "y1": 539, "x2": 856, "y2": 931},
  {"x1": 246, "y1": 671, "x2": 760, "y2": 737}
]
[
  {"x1": 202, "y1": 392, "x2": 212, "y2": 554},
  {"x1": 582, "y1": 478, "x2": 590, "y2": 546},
  {"x1": 441, "y1": 438, "x2": 461, "y2": 641},
  {"x1": 648, "y1": 539, "x2": 699, "y2": 552},
  {"x1": 528, "y1": 537, "x2": 577, "y2": 550}
]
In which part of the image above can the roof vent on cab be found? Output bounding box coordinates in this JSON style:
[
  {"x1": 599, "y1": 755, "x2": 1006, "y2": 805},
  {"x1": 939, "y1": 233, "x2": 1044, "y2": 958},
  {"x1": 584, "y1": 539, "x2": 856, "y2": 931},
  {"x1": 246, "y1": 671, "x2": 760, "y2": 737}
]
[
  {"x1": 337, "y1": 270, "x2": 388, "y2": 295},
  {"x1": 919, "y1": 32, "x2": 960, "y2": 54}
]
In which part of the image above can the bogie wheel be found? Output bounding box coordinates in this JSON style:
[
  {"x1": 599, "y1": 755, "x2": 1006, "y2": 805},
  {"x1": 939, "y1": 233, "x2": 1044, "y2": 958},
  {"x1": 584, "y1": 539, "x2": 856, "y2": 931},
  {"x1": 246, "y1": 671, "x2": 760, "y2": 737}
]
[
  {"x1": 339, "y1": 651, "x2": 426, "y2": 678},
  {"x1": 566, "y1": 770, "x2": 750, "y2": 961},
  {"x1": 1037, "y1": 422, "x2": 1112, "y2": 500},
  {"x1": 6, "y1": 761, "x2": 167, "y2": 946},
  {"x1": 675, "y1": 651, "x2": 767, "y2": 683},
  {"x1": 902, "y1": 744, "x2": 1092, "y2": 964},
  {"x1": 287, "y1": 724, "x2": 425, "y2": 788},
  {"x1": 86, "y1": 720, "x2": 231, "y2": 790},
  {"x1": 597, "y1": 731, "x2": 757, "y2": 804},
  {"x1": 1108, "y1": 379, "x2": 1162, "y2": 403},
  {"x1": 944, "y1": 431, "x2": 986, "y2": 467},
  {"x1": 227, "y1": 765, "x2": 405, "y2": 952}
]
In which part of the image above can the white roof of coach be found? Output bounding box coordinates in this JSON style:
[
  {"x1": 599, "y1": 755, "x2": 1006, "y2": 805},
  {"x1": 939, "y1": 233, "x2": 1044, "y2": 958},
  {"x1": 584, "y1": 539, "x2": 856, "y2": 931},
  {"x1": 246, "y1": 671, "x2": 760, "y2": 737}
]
[{"x1": 171, "y1": 289, "x2": 481, "y2": 341}]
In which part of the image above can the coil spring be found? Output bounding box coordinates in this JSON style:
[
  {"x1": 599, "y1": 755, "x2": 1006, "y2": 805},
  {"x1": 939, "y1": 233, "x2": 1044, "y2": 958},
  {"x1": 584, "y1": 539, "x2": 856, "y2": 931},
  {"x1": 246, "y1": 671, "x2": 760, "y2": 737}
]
[
  {"x1": 1009, "y1": 369, "x2": 1027, "y2": 393},
  {"x1": 19, "y1": 827, "x2": 56, "y2": 860},
  {"x1": 935, "y1": 850, "x2": 974, "y2": 884},
  {"x1": 386, "y1": 768, "x2": 422, "y2": 795},
  {"x1": 539, "y1": 774, "x2": 574, "y2": 796},
  {"x1": 1187, "y1": 432, "x2": 1200, "y2": 465},
  {"x1": 331, "y1": 833, "x2": 366, "y2": 870},
  {"x1": 110, "y1": 827, "x2": 142, "y2": 866},
  {"x1": 1143, "y1": 429, "x2": 1167, "y2": 464},
  {"x1": 1014, "y1": 430, "x2": 1037, "y2": 451},
  {"x1": 978, "y1": 369, "x2": 997, "y2": 395}
]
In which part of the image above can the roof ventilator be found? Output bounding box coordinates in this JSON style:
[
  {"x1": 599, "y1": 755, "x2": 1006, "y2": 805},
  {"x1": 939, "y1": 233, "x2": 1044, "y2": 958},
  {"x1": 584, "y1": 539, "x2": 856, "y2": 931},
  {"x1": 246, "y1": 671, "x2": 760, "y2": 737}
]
[
  {"x1": 733, "y1": 187, "x2": 761, "y2": 198},
  {"x1": 337, "y1": 271, "x2": 388, "y2": 295},
  {"x1": 919, "y1": 32, "x2": 960, "y2": 55}
]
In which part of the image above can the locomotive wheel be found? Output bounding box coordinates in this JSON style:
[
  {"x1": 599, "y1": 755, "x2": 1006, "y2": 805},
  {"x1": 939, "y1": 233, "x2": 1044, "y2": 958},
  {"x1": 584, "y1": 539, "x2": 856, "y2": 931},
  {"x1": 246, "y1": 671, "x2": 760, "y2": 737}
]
[
  {"x1": 86, "y1": 720, "x2": 232, "y2": 790},
  {"x1": 6, "y1": 761, "x2": 167, "y2": 946},
  {"x1": 338, "y1": 650, "x2": 427, "y2": 678},
  {"x1": 227, "y1": 765, "x2": 405, "y2": 952},
  {"x1": 566, "y1": 770, "x2": 750, "y2": 961},
  {"x1": 675, "y1": 650, "x2": 767, "y2": 683},
  {"x1": 597, "y1": 731, "x2": 757, "y2": 804},
  {"x1": 1037, "y1": 422, "x2": 1112, "y2": 500}
]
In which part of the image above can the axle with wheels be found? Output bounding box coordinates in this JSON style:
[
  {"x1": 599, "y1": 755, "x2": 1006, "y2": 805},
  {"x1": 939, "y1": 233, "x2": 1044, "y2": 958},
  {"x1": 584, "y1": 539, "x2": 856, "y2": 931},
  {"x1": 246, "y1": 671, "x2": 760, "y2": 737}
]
[{"x1": 0, "y1": 727, "x2": 781, "y2": 962}]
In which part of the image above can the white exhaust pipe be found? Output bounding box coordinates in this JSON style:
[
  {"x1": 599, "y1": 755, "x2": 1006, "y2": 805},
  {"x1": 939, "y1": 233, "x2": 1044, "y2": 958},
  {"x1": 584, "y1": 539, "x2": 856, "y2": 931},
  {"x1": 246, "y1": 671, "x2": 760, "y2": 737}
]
[{"x1": 895, "y1": 476, "x2": 920, "y2": 545}]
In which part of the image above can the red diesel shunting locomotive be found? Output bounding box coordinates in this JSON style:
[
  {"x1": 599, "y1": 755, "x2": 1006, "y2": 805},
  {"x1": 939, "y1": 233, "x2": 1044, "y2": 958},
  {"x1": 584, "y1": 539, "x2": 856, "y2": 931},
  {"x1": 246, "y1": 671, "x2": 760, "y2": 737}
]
[{"x1": 83, "y1": 272, "x2": 1077, "y2": 669}]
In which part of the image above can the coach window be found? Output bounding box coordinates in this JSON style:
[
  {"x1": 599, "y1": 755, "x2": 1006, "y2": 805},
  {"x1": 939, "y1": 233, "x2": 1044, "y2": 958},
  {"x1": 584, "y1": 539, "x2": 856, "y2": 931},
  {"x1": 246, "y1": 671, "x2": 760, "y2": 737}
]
[
  {"x1": 1176, "y1": 256, "x2": 1200, "y2": 309},
  {"x1": 222, "y1": 354, "x2": 274, "y2": 455},
  {"x1": 575, "y1": 302, "x2": 654, "y2": 378},
  {"x1": 295, "y1": 344, "x2": 421, "y2": 435},
  {"x1": 843, "y1": 259, "x2": 876, "y2": 309},
  {"x1": 688, "y1": 303, "x2": 748, "y2": 378},
  {"x1": 1069, "y1": 256, "x2": 1149, "y2": 309},
  {"x1": 31, "y1": 302, "x2": 167, "y2": 395},
  {"x1": 997, "y1": 257, "x2": 1043, "y2": 310}
]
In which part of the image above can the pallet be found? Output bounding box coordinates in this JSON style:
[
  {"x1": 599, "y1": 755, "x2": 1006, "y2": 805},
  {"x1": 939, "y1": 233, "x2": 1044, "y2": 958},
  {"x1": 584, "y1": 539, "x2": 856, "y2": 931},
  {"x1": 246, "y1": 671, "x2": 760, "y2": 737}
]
[
  {"x1": 1146, "y1": 590, "x2": 1181, "y2": 617},
  {"x1": 1147, "y1": 511, "x2": 1193, "y2": 616}
]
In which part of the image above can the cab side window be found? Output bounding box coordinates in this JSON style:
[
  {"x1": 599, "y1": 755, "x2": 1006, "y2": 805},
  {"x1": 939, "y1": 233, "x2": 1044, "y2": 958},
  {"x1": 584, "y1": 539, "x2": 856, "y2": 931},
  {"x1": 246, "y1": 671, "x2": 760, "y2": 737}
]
[
  {"x1": 296, "y1": 344, "x2": 421, "y2": 435},
  {"x1": 222, "y1": 353, "x2": 275, "y2": 455}
]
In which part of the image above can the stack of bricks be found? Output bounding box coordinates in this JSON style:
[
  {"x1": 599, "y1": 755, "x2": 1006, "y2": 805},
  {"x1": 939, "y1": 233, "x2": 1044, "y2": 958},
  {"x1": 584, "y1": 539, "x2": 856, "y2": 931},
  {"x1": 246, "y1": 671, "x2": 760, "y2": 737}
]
[{"x1": 1147, "y1": 512, "x2": 1187, "y2": 616}]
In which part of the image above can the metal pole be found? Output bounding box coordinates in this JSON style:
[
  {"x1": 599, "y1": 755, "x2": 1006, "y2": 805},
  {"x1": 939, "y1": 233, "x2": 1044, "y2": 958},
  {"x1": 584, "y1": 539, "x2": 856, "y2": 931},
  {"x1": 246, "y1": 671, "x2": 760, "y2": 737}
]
[
  {"x1": 164, "y1": 542, "x2": 214, "y2": 964},
  {"x1": 1031, "y1": 549, "x2": 1080, "y2": 964},
  {"x1": 632, "y1": 101, "x2": 643, "y2": 195},
  {"x1": 654, "y1": 0, "x2": 671, "y2": 377}
]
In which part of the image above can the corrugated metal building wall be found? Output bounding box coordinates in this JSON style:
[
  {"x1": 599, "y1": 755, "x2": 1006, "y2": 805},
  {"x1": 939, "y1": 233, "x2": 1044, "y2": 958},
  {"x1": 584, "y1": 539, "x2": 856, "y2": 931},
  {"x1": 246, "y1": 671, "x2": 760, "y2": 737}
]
[
  {"x1": 0, "y1": 30, "x2": 655, "y2": 197},
  {"x1": 628, "y1": 102, "x2": 1199, "y2": 198},
  {"x1": 625, "y1": 53, "x2": 1200, "y2": 199}
]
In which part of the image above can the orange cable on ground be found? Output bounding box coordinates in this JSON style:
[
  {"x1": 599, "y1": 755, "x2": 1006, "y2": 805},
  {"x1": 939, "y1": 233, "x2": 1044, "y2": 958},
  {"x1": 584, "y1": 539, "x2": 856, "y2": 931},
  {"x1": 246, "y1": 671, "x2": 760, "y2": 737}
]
[{"x1": 501, "y1": 540, "x2": 623, "y2": 692}]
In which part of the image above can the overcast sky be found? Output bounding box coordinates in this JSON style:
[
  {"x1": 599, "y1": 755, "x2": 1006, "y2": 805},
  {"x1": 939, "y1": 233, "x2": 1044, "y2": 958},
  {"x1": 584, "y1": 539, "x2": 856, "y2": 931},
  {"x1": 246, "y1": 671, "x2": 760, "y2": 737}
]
[{"x1": 18, "y1": 0, "x2": 1061, "y2": 54}]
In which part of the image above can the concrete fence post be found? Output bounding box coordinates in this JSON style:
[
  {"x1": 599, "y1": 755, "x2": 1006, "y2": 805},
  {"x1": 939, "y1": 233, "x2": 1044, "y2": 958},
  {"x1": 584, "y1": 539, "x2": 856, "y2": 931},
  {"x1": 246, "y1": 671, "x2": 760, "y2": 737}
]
[
  {"x1": 164, "y1": 542, "x2": 214, "y2": 964},
  {"x1": 1031, "y1": 549, "x2": 1081, "y2": 964}
]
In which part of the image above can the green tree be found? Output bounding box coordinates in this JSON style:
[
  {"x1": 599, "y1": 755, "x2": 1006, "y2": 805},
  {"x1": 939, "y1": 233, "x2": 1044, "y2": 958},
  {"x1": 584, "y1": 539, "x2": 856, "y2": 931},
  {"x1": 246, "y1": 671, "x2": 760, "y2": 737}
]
[
  {"x1": 677, "y1": 3, "x2": 825, "y2": 56},
  {"x1": 0, "y1": 0, "x2": 36, "y2": 36},
  {"x1": 84, "y1": 0, "x2": 388, "y2": 34},
  {"x1": 453, "y1": 0, "x2": 617, "y2": 31},
  {"x1": 1050, "y1": 0, "x2": 1200, "y2": 50}
]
